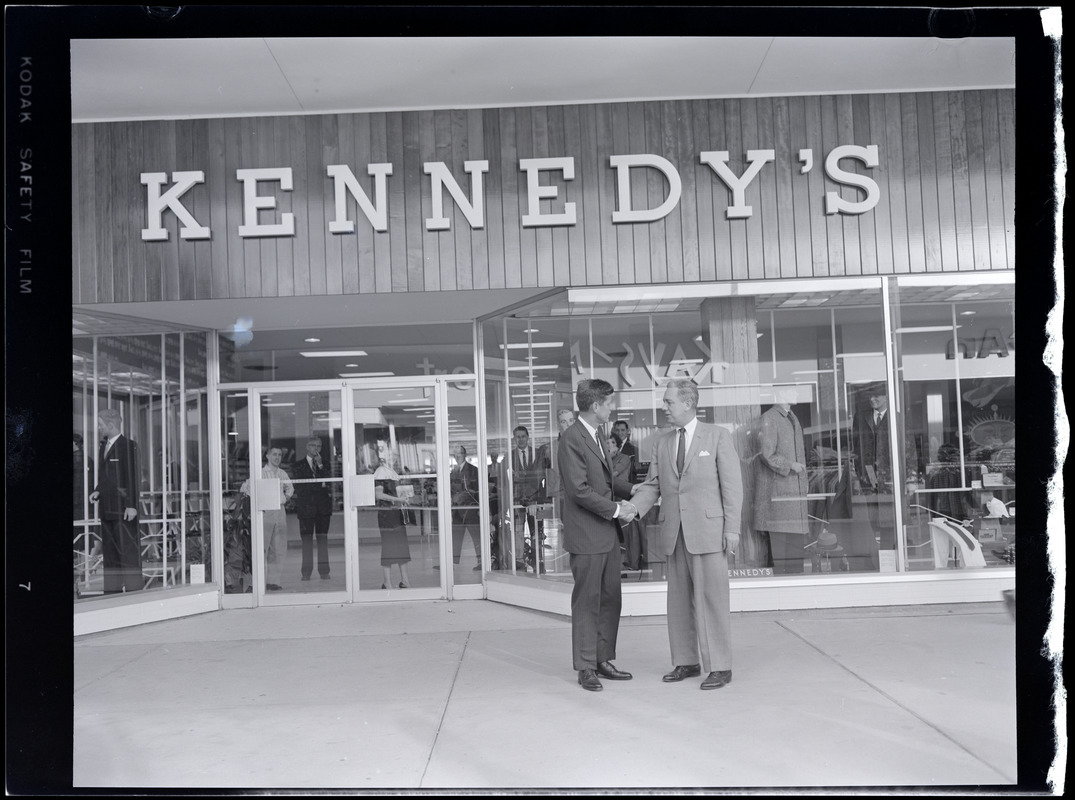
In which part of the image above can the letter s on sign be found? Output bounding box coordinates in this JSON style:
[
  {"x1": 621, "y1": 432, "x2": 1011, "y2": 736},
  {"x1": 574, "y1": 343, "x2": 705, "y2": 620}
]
[{"x1": 823, "y1": 145, "x2": 880, "y2": 216}]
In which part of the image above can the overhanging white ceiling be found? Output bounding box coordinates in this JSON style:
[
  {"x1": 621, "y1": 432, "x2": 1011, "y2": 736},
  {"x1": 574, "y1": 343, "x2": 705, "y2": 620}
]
[{"x1": 70, "y1": 36, "x2": 1015, "y2": 123}]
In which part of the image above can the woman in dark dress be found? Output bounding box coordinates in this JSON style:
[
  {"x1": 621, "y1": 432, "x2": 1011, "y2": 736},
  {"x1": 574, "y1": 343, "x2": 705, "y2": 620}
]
[{"x1": 374, "y1": 460, "x2": 412, "y2": 589}]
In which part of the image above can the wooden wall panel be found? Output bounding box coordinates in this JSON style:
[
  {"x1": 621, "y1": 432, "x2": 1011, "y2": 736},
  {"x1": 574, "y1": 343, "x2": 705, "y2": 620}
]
[{"x1": 72, "y1": 90, "x2": 1016, "y2": 306}]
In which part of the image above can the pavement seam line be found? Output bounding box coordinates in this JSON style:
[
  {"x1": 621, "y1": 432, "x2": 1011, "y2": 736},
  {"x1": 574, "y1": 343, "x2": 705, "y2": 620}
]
[
  {"x1": 775, "y1": 619, "x2": 1015, "y2": 784},
  {"x1": 420, "y1": 628, "x2": 471, "y2": 787}
]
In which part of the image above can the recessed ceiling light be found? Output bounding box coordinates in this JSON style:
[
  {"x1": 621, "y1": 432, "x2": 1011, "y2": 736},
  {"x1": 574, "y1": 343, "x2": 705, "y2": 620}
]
[
  {"x1": 304, "y1": 338, "x2": 321, "y2": 343},
  {"x1": 960, "y1": 310, "x2": 977, "y2": 316},
  {"x1": 301, "y1": 350, "x2": 367, "y2": 357}
]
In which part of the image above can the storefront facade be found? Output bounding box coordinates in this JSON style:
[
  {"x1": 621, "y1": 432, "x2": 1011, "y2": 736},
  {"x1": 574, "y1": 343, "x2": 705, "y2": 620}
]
[{"x1": 72, "y1": 90, "x2": 1016, "y2": 632}]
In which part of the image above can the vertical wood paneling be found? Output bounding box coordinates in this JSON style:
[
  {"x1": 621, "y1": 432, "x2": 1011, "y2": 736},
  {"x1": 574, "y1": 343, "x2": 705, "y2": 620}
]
[
  {"x1": 468, "y1": 109, "x2": 490, "y2": 289},
  {"x1": 996, "y1": 91, "x2": 1016, "y2": 270},
  {"x1": 898, "y1": 94, "x2": 925, "y2": 273},
  {"x1": 435, "y1": 109, "x2": 454, "y2": 291},
  {"x1": 414, "y1": 109, "x2": 438, "y2": 292},
  {"x1": 646, "y1": 101, "x2": 670, "y2": 284},
  {"x1": 852, "y1": 94, "x2": 879, "y2": 275},
  {"x1": 980, "y1": 90, "x2": 1008, "y2": 271},
  {"x1": 561, "y1": 104, "x2": 587, "y2": 287},
  {"x1": 947, "y1": 92, "x2": 975, "y2": 271},
  {"x1": 676, "y1": 99, "x2": 700, "y2": 283},
  {"x1": 74, "y1": 90, "x2": 1015, "y2": 307},
  {"x1": 756, "y1": 97, "x2": 781, "y2": 279},
  {"x1": 498, "y1": 108, "x2": 522, "y2": 289},
  {"x1": 338, "y1": 113, "x2": 360, "y2": 295},
  {"x1": 915, "y1": 93, "x2": 942, "y2": 272},
  {"x1": 578, "y1": 104, "x2": 603, "y2": 285},
  {"x1": 482, "y1": 108, "x2": 506, "y2": 289},
  {"x1": 932, "y1": 93, "x2": 959, "y2": 272},
  {"x1": 546, "y1": 105, "x2": 571, "y2": 288},
  {"x1": 402, "y1": 111, "x2": 424, "y2": 293},
  {"x1": 740, "y1": 98, "x2": 765, "y2": 280},
  {"x1": 610, "y1": 102, "x2": 634, "y2": 284},
  {"x1": 175, "y1": 119, "x2": 198, "y2": 299},
  {"x1": 963, "y1": 91, "x2": 992, "y2": 270},
  {"x1": 385, "y1": 112, "x2": 407, "y2": 294},
  {"x1": 596, "y1": 104, "x2": 621, "y2": 284},
  {"x1": 658, "y1": 100, "x2": 684, "y2": 283},
  {"x1": 804, "y1": 97, "x2": 830, "y2": 276},
  {"x1": 787, "y1": 97, "x2": 813, "y2": 279},
  {"x1": 772, "y1": 96, "x2": 797, "y2": 279},
  {"x1": 707, "y1": 99, "x2": 733, "y2": 281},
  {"x1": 142, "y1": 122, "x2": 163, "y2": 301},
  {"x1": 866, "y1": 94, "x2": 894, "y2": 272},
  {"x1": 629, "y1": 102, "x2": 652, "y2": 284},
  {"x1": 289, "y1": 116, "x2": 310, "y2": 297}
]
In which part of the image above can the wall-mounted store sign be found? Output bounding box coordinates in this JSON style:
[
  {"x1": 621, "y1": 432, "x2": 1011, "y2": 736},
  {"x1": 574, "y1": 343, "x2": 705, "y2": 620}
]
[{"x1": 140, "y1": 145, "x2": 879, "y2": 241}]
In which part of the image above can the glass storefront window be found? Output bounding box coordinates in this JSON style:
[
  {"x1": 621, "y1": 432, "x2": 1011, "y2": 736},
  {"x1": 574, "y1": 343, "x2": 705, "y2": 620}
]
[
  {"x1": 893, "y1": 278, "x2": 1016, "y2": 571},
  {"x1": 73, "y1": 332, "x2": 214, "y2": 600}
]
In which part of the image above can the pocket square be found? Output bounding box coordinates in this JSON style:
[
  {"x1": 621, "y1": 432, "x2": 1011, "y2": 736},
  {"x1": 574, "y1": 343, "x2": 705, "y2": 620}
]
[{"x1": 698, "y1": 450, "x2": 711, "y2": 457}]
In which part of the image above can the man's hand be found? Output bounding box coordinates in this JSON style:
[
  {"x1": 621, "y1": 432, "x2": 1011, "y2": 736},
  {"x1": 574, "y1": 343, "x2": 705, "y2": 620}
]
[
  {"x1": 724, "y1": 531, "x2": 740, "y2": 557},
  {"x1": 618, "y1": 500, "x2": 638, "y2": 524},
  {"x1": 790, "y1": 462, "x2": 806, "y2": 474},
  {"x1": 123, "y1": 507, "x2": 137, "y2": 521},
  {"x1": 89, "y1": 490, "x2": 100, "y2": 504},
  {"x1": 630, "y1": 482, "x2": 644, "y2": 496}
]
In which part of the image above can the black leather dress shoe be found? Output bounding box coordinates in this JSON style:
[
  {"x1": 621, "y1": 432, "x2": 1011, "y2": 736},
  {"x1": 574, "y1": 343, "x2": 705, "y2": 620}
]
[
  {"x1": 596, "y1": 661, "x2": 632, "y2": 680},
  {"x1": 662, "y1": 664, "x2": 702, "y2": 682},
  {"x1": 578, "y1": 669, "x2": 603, "y2": 692},
  {"x1": 700, "y1": 670, "x2": 732, "y2": 690}
]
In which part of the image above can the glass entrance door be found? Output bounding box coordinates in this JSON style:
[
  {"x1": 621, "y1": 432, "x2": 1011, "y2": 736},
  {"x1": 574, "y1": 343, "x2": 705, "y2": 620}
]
[{"x1": 240, "y1": 379, "x2": 471, "y2": 604}]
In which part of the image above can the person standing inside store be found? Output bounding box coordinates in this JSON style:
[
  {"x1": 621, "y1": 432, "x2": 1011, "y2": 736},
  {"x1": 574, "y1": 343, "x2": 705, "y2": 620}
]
[
  {"x1": 631, "y1": 378, "x2": 743, "y2": 691},
  {"x1": 558, "y1": 378, "x2": 637, "y2": 692},
  {"x1": 557, "y1": 408, "x2": 577, "y2": 438},
  {"x1": 293, "y1": 437, "x2": 332, "y2": 581},
  {"x1": 374, "y1": 455, "x2": 412, "y2": 589},
  {"x1": 607, "y1": 432, "x2": 646, "y2": 573},
  {"x1": 73, "y1": 432, "x2": 94, "y2": 521},
  {"x1": 753, "y1": 388, "x2": 810, "y2": 574},
  {"x1": 512, "y1": 425, "x2": 550, "y2": 572},
  {"x1": 852, "y1": 384, "x2": 894, "y2": 551},
  {"x1": 612, "y1": 420, "x2": 638, "y2": 480},
  {"x1": 240, "y1": 446, "x2": 294, "y2": 591},
  {"x1": 450, "y1": 444, "x2": 482, "y2": 570},
  {"x1": 88, "y1": 408, "x2": 143, "y2": 593}
]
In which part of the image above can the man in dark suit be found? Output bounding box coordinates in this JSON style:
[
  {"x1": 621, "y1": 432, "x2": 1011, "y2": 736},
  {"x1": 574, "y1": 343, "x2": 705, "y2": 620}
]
[
  {"x1": 450, "y1": 444, "x2": 482, "y2": 570},
  {"x1": 852, "y1": 383, "x2": 894, "y2": 551},
  {"x1": 612, "y1": 420, "x2": 638, "y2": 481},
  {"x1": 511, "y1": 425, "x2": 550, "y2": 572},
  {"x1": 292, "y1": 437, "x2": 333, "y2": 580},
  {"x1": 89, "y1": 408, "x2": 143, "y2": 593},
  {"x1": 631, "y1": 378, "x2": 744, "y2": 691},
  {"x1": 558, "y1": 379, "x2": 638, "y2": 692}
]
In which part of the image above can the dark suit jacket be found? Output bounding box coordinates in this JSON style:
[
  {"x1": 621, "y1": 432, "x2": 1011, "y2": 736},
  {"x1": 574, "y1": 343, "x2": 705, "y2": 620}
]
[
  {"x1": 94, "y1": 435, "x2": 140, "y2": 519},
  {"x1": 292, "y1": 456, "x2": 333, "y2": 518},
  {"x1": 852, "y1": 410, "x2": 891, "y2": 487},
  {"x1": 557, "y1": 421, "x2": 620, "y2": 555},
  {"x1": 451, "y1": 461, "x2": 481, "y2": 524},
  {"x1": 609, "y1": 451, "x2": 635, "y2": 500},
  {"x1": 512, "y1": 444, "x2": 550, "y2": 504}
]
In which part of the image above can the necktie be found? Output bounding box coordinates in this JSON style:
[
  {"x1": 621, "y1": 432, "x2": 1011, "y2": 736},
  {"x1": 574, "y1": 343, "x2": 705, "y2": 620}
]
[{"x1": 676, "y1": 428, "x2": 686, "y2": 474}]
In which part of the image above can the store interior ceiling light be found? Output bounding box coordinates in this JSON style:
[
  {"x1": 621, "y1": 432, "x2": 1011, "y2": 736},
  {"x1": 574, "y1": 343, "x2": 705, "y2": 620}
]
[
  {"x1": 301, "y1": 350, "x2": 368, "y2": 357},
  {"x1": 338, "y1": 371, "x2": 395, "y2": 378}
]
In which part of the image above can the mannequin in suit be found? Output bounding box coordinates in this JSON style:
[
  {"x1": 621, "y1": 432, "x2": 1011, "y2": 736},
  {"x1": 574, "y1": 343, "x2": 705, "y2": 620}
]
[
  {"x1": 632, "y1": 378, "x2": 744, "y2": 691},
  {"x1": 450, "y1": 444, "x2": 482, "y2": 569},
  {"x1": 558, "y1": 378, "x2": 638, "y2": 692},
  {"x1": 852, "y1": 384, "x2": 894, "y2": 552},
  {"x1": 89, "y1": 408, "x2": 143, "y2": 593},
  {"x1": 292, "y1": 437, "x2": 333, "y2": 580}
]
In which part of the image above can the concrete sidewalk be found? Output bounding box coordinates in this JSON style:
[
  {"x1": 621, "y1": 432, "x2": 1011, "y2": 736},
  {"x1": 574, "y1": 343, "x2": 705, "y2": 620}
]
[{"x1": 74, "y1": 600, "x2": 1016, "y2": 791}]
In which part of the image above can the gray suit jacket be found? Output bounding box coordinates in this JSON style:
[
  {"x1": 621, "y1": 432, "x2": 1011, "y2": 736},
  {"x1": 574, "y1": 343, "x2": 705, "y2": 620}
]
[
  {"x1": 557, "y1": 420, "x2": 620, "y2": 555},
  {"x1": 632, "y1": 420, "x2": 744, "y2": 556}
]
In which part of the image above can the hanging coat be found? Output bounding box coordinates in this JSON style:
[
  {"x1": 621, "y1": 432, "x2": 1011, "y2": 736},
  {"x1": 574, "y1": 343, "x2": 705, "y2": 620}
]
[{"x1": 753, "y1": 406, "x2": 810, "y2": 534}]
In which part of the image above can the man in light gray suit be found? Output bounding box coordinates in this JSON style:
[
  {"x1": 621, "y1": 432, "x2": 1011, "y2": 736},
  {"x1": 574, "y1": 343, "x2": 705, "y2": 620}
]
[
  {"x1": 558, "y1": 378, "x2": 639, "y2": 692},
  {"x1": 631, "y1": 378, "x2": 743, "y2": 690}
]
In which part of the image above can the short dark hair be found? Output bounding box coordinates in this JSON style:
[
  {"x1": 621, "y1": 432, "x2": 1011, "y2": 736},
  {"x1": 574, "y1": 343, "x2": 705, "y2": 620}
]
[
  {"x1": 576, "y1": 378, "x2": 615, "y2": 414},
  {"x1": 609, "y1": 431, "x2": 624, "y2": 448},
  {"x1": 513, "y1": 425, "x2": 528, "y2": 437},
  {"x1": 612, "y1": 420, "x2": 629, "y2": 432},
  {"x1": 73, "y1": 432, "x2": 84, "y2": 448}
]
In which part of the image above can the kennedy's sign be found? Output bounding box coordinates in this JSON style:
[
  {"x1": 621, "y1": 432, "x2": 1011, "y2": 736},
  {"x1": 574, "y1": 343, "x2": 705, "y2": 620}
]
[{"x1": 141, "y1": 145, "x2": 880, "y2": 241}]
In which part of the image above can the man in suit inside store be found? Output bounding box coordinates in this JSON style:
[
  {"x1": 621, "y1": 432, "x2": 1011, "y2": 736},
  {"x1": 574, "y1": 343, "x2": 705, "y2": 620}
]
[
  {"x1": 450, "y1": 444, "x2": 483, "y2": 570},
  {"x1": 89, "y1": 408, "x2": 143, "y2": 593},
  {"x1": 852, "y1": 383, "x2": 894, "y2": 552},
  {"x1": 631, "y1": 378, "x2": 743, "y2": 691},
  {"x1": 292, "y1": 437, "x2": 333, "y2": 581},
  {"x1": 558, "y1": 378, "x2": 638, "y2": 691},
  {"x1": 612, "y1": 419, "x2": 638, "y2": 481},
  {"x1": 511, "y1": 425, "x2": 550, "y2": 572}
]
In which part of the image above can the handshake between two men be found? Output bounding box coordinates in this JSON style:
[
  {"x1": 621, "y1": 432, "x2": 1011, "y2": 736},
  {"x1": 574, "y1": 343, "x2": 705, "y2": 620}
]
[{"x1": 617, "y1": 499, "x2": 639, "y2": 524}]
